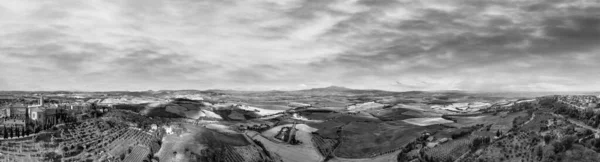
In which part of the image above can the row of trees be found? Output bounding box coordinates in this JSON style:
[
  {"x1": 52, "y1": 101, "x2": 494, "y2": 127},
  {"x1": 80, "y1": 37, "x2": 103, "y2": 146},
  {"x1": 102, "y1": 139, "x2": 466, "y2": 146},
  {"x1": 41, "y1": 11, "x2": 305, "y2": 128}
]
[
  {"x1": 2, "y1": 126, "x2": 30, "y2": 139},
  {"x1": 1, "y1": 120, "x2": 57, "y2": 139}
]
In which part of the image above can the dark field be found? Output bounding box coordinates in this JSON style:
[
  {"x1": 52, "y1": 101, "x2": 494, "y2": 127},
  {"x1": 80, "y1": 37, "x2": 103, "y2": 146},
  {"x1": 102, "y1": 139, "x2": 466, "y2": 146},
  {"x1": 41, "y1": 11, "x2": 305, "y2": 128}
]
[
  {"x1": 368, "y1": 108, "x2": 417, "y2": 121},
  {"x1": 195, "y1": 130, "x2": 250, "y2": 146},
  {"x1": 335, "y1": 121, "x2": 445, "y2": 158}
]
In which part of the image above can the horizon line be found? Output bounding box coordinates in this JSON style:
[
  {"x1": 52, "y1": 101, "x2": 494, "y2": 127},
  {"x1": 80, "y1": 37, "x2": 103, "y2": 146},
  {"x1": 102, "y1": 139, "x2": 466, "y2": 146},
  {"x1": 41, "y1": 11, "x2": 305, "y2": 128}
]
[{"x1": 0, "y1": 86, "x2": 599, "y2": 94}]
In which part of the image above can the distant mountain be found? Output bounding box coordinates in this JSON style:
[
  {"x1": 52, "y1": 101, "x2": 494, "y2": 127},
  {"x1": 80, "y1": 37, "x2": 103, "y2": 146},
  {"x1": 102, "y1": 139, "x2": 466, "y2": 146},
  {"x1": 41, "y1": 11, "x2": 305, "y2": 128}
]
[
  {"x1": 293, "y1": 86, "x2": 398, "y2": 96},
  {"x1": 300, "y1": 86, "x2": 352, "y2": 92}
]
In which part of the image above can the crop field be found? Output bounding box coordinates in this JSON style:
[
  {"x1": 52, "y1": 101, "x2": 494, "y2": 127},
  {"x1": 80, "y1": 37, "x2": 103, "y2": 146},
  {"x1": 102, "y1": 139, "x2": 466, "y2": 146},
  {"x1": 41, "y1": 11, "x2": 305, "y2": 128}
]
[
  {"x1": 156, "y1": 124, "x2": 251, "y2": 162},
  {"x1": 329, "y1": 151, "x2": 401, "y2": 162},
  {"x1": 155, "y1": 128, "x2": 208, "y2": 162},
  {"x1": 261, "y1": 124, "x2": 315, "y2": 142},
  {"x1": 144, "y1": 106, "x2": 182, "y2": 118},
  {"x1": 334, "y1": 121, "x2": 441, "y2": 158},
  {"x1": 238, "y1": 101, "x2": 293, "y2": 110},
  {"x1": 519, "y1": 112, "x2": 555, "y2": 132},
  {"x1": 311, "y1": 133, "x2": 338, "y2": 157},
  {"x1": 306, "y1": 113, "x2": 383, "y2": 139},
  {"x1": 423, "y1": 136, "x2": 473, "y2": 162},
  {"x1": 213, "y1": 109, "x2": 261, "y2": 121},
  {"x1": 236, "y1": 105, "x2": 285, "y2": 116},
  {"x1": 142, "y1": 99, "x2": 218, "y2": 119},
  {"x1": 394, "y1": 103, "x2": 432, "y2": 111},
  {"x1": 246, "y1": 130, "x2": 324, "y2": 162},
  {"x1": 367, "y1": 108, "x2": 416, "y2": 121},
  {"x1": 196, "y1": 128, "x2": 250, "y2": 146},
  {"x1": 298, "y1": 112, "x2": 341, "y2": 120},
  {"x1": 335, "y1": 113, "x2": 381, "y2": 123},
  {"x1": 445, "y1": 111, "x2": 529, "y2": 132},
  {"x1": 467, "y1": 132, "x2": 540, "y2": 162},
  {"x1": 310, "y1": 100, "x2": 351, "y2": 108},
  {"x1": 232, "y1": 145, "x2": 270, "y2": 162},
  {"x1": 307, "y1": 120, "x2": 345, "y2": 138},
  {"x1": 113, "y1": 104, "x2": 147, "y2": 113},
  {"x1": 403, "y1": 117, "x2": 454, "y2": 126}
]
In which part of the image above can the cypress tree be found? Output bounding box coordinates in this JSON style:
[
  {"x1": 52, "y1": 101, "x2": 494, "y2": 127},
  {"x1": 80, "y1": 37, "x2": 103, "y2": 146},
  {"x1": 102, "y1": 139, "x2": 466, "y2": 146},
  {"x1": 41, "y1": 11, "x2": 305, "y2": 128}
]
[
  {"x1": 3, "y1": 126, "x2": 7, "y2": 139},
  {"x1": 16, "y1": 127, "x2": 20, "y2": 137}
]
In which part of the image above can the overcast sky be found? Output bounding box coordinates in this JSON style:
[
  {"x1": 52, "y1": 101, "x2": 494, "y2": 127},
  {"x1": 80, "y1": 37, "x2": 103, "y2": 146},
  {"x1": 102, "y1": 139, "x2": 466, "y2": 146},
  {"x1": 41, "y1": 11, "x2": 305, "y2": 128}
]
[{"x1": 1, "y1": 0, "x2": 599, "y2": 91}]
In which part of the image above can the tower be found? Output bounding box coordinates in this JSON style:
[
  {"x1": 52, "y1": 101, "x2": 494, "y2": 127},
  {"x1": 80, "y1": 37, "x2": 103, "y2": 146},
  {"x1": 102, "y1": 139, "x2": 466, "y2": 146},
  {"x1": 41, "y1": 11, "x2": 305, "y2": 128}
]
[{"x1": 39, "y1": 96, "x2": 43, "y2": 106}]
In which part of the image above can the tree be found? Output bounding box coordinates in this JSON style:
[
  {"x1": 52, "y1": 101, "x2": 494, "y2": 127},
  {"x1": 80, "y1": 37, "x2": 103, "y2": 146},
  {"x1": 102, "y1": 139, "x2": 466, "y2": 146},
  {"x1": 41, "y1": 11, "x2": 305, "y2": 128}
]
[
  {"x1": 536, "y1": 145, "x2": 543, "y2": 161},
  {"x1": 3, "y1": 127, "x2": 7, "y2": 139},
  {"x1": 561, "y1": 135, "x2": 576, "y2": 150},
  {"x1": 9, "y1": 127, "x2": 13, "y2": 138}
]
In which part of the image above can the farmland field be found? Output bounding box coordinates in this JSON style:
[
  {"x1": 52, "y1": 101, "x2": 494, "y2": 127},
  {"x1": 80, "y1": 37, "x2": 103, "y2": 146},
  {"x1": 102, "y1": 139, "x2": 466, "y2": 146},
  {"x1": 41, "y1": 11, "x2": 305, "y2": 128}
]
[
  {"x1": 444, "y1": 111, "x2": 529, "y2": 132},
  {"x1": 368, "y1": 108, "x2": 416, "y2": 121},
  {"x1": 403, "y1": 117, "x2": 454, "y2": 126},
  {"x1": 246, "y1": 128, "x2": 324, "y2": 162},
  {"x1": 334, "y1": 121, "x2": 443, "y2": 158},
  {"x1": 423, "y1": 136, "x2": 473, "y2": 162},
  {"x1": 155, "y1": 124, "x2": 250, "y2": 162}
]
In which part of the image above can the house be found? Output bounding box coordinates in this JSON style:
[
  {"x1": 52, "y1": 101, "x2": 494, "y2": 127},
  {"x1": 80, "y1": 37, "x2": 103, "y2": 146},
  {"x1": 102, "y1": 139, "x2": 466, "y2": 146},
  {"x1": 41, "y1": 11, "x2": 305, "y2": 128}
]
[
  {"x1": 1, "y1": 118, "x2": 26, "y2": 127},
  {"x1": 6, "y1": 103, "x2": 28, "y2": 118}
]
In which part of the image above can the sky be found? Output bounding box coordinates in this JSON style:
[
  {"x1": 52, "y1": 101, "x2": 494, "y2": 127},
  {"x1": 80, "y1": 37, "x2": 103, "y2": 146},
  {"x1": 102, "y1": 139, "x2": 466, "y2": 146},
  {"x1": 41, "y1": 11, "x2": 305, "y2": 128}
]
[{"x1": 0, "y1": 0, "x2": 599, "y2": 92}]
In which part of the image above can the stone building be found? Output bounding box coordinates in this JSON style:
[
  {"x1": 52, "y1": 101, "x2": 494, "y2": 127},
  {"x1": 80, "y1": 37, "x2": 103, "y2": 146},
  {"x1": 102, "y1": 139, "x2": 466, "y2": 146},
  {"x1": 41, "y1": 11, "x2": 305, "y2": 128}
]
[{"x1": 6, "y1": 103, "x2": 28, "y2": 118}]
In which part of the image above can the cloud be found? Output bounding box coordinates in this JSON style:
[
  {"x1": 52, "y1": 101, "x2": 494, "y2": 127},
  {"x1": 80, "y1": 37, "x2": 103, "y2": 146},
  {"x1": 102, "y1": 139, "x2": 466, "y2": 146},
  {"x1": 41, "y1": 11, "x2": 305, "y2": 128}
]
[
  {"x1": 307, "y1": 0, "x2": 600, "y2": 91},
  {"x1": 0, "y1": 0, "x2": 599, "y2": 91}
]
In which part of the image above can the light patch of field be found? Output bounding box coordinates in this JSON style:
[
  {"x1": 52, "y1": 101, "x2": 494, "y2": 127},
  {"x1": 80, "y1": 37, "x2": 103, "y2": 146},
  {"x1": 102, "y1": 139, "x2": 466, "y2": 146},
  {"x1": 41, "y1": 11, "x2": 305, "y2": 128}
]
[
  {"x1": 395, "y1": 103, "x2": 429, "y2": 111},
  {"x1": 288, "y1": 102, "x2": 311, "y2": 108},
  {"x1": 258, "y1": 114, "x2": 284, "y2": 120},
  {"x1": 516, "y1": 99, "x2": 535, "y2": 103},
  {"x1": 200, "y1": 110, "x2": 223, "y2": 119},
  {"x1": 213, "y1": 103, "x2": 236, "y2": 109},
  {"x1": 100, "y1": 97, "x2": 166, "y2": 105},
  {"x1": 262, "y1": 124, "x2": 318, "y2": 142},
  {"x1": 247, "y1": 124, "x2": 324, "y2": 162},
  {"x1": 292, "y1": 113, "x2": 324, "y2": 122},
  {"x1": 205, "y1": 123, "x2": 236, "y2": 134},
  {"x1": 155, "y1": 129, "x2": 206, "y2": 162},
  {"x1": 241, "y1": 101, "x2": 292, "y2": 110},
  {"x1": 469, "y1": 102, "x2": 492, "y2": 108},
  {"x1": 403, "y1": 117, "x2": 454, "y2": 126},
  {"x1": 160, "y1": 104, "x2": 222, "y2": 119},
  {"x1": 347, "y1": 102, "x2": 386, "y2": 112},
  {"x1": 237, "y1": 105, "x2": 285, "y2": 116},
  {"x1": 157, "y1": 123, "x2": 251, "y2": 161}
]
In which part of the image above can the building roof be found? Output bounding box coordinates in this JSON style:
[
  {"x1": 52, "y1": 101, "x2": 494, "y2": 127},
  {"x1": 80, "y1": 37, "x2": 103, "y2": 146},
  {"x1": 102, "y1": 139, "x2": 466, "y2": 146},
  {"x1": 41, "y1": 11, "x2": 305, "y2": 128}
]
[
  {"x1": 44, "y1": 108, "x2": 60, "y2": 115},
  {"x1": 10, "y1": 103, "x2": 26, "y2": 108},
  {"x1": 30, "y1": 107, "x2": 43, "y2": 113},
  {"x1": 2, "y1": 119, "x2": 26, "y2": 125}
]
